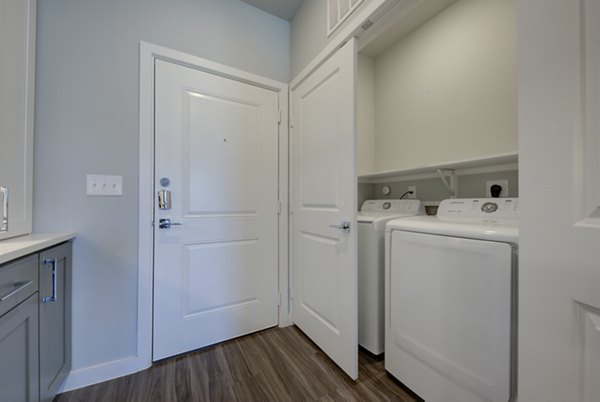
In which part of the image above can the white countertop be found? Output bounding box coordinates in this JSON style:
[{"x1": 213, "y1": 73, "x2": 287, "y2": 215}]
[{"x1": 0, "y1": 233, "x2": 76, "y2": 265}]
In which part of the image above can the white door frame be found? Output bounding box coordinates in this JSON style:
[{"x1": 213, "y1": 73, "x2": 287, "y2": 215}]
[{"x1": 138, "y1": 42, "x2": 290, "y2": 368}]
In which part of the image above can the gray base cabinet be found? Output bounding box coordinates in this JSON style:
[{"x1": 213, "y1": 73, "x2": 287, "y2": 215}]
[
  {"x1": 0, "y1": 241, "x2": 72, "y2": 402},
  {"x1": 0, "y1": 294, "x2": 39, "y2": 402},
  {"x1": 39, "y1": 243, "x2": 72, "y2": 402}
]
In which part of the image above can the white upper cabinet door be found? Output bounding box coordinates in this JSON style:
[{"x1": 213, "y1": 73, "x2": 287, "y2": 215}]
[
  {"x1": 290, "y1": 38, "x2": 358, "y2": 379},
  {"x1": 153, "y1": 60, "x2": 280, "y2": 360},
  {"x1": 519, "y1": 0, "x2": 600, "y2": 401},
  {"x1": 0, "y1": 0, "x2": 36, "y2": 240}
]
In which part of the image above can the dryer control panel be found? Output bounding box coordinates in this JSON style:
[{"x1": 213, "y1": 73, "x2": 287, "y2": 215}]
[{"x1": 438, "y1": 198, "x2": 519, "y2": 222}]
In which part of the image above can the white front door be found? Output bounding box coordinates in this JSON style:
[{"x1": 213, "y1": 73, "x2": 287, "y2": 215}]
[
  {"x1": 290, "y1": 39, "x2": 358, "y2": 379},
  {"x1": 153, "y1": 60, "x2": 280, "y2": 360},
  {"x1": 519, "y1": 0, "x2": 600, "y2": 401}
]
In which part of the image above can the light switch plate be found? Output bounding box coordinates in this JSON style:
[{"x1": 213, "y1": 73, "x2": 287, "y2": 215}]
[{"x1": 87, "y1": 175, "x2": 123, "y2": 196}]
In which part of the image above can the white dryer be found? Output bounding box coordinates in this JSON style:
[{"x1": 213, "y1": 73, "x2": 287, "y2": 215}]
[
  {"x1": 358, "y1": 199, "x2": 425, "y2": 355},
  {"x1": 385, "y1": 198, "x2": 518, "y2": 402}
]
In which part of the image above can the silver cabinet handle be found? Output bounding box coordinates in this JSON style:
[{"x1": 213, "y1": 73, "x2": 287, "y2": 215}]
[
  {"x1": 42, "y1": 258, "x2": 58, "y2": 303},
  {"x1": 158, "y1": 218, "x2": 182, "y2": 229},
  {"x1": 0, "y1": 186, "x2": 7, "y2": 232},
  {"x1": 0, "y1": 280, "x2": 32, "y2": 302},
  {"x1": 329, "y1": 220, "x2": 351, "y2": 233}
]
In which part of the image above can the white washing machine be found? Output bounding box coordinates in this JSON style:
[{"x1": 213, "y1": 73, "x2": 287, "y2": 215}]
[
  {"x1": 385, "y1": 198, "x2": 518, "y2": 402},
  {"x1": 358, "y1": 199, "x2": 425, "y2": 355}
]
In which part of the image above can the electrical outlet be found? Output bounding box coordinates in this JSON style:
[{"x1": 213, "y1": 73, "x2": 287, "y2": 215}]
[
  {"x1": 486, "y1": 180, "x2": 508, "y2": 198},
  {"x1": 87, "y1": 175, "x2": 123, "y2": 196},
  {"x1": 407, "y1": 186, "x2": 417, "y2": 199}
]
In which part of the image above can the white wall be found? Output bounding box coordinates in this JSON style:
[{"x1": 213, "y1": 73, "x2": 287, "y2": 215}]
[
  {"x1": 373, "y1": 0, "x2": 517, "y2": 172},
  {"x1": 290, "y1": 0, "x2": 373, "y2": 79},
  {"x1": 357, "y1": 54, "x2": 376, "y2": 175},
  {"x1": 34, "y1": 0, "x2": 289, "y2": 386}
]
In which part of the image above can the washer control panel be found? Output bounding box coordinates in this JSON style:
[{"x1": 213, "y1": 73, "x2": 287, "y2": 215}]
[{"x1": 360, "y1": 199, "x2": 424, "y2": 215}]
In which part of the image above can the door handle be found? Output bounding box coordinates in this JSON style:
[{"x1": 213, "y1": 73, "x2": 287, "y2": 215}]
[
  {"x1": 158, "y1": 218, "x2": 182, "y2": 229},
  {"x1": 1, "y1": 186, "x2": 7, "y2": 232},
  {"x1": 42, "y1": 258, "x2": 58, "y2": 303},
  {"x1": 329, "y1": 220, "x2": 351, "y2": 233}
]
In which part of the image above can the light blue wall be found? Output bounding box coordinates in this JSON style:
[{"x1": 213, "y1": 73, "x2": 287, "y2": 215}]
[{"x1": 34, "y1": 0, "x2": 289, "y2": 374}]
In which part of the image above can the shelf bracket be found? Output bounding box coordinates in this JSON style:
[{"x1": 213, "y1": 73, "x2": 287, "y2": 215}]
[{"x1": 436, "y1": 168, "x2": 457, "y2": 198}]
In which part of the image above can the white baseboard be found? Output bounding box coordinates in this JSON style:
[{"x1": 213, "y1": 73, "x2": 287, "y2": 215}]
[{"x1": 59, "y1": 355, "x2": 151, "y2": 393}]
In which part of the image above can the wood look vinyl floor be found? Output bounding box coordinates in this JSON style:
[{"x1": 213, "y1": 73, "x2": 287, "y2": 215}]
[{"x1": 55, "y1": 326, "x2": 420, "y2": 402}]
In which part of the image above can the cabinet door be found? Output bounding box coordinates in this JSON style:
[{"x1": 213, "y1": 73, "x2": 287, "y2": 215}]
[
  {"x1": 0, "y1": 294, "x2": 39, "y2": 402},
  {"x1": 39, "y1": 243, "x2": 72, "y2": 402},
  {"x1": 0, "y1": 0, "x2": 36, "y2": 240}
]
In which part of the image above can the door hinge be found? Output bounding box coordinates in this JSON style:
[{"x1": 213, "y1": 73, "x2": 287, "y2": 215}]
[
  {"x1": 278, "y1": 292, "x2": 282, "y2": 306},
  {"x1": 277, "y1": 109, "x2": 282, "y2": 124},
  {"x1": 277, "y1": 201, "x2": 282, "y2": 215}
]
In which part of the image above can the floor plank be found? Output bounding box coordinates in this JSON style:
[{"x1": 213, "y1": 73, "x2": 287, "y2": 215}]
[{"x1": 55, "y1": 326, "x2": 420, "y2": 402}]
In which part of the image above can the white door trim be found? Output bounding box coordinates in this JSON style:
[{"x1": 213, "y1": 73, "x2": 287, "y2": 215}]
[{"x1": 138, "y1": 41, "x2": 290, "y2": 369}]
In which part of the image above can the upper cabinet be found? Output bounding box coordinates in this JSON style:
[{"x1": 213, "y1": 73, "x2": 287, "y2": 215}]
[
  {"x1": 357, "y1": 0, "x2": 517, "y2": 177},
  {"x1": 0, "y1": 0, "x2": 36, "y2": 240}
]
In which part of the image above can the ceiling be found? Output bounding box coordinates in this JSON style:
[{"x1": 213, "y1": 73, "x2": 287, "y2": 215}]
[{"x1": 241, "y1": 0, "x2": 304, "y2": 21}]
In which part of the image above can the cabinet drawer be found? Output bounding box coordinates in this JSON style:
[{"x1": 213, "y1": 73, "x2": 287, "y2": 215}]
[{"x1": 0, "y1": 255, "x2": 39, "y2": 318}]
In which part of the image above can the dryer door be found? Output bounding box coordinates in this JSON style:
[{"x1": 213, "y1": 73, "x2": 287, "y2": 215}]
[{"x1": 386, "y1": 230, "x2": 513, "y2": 402}]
